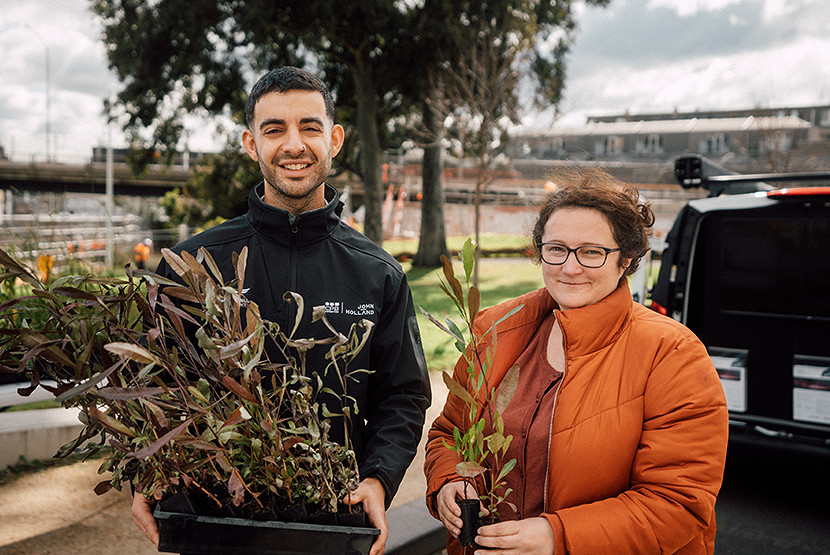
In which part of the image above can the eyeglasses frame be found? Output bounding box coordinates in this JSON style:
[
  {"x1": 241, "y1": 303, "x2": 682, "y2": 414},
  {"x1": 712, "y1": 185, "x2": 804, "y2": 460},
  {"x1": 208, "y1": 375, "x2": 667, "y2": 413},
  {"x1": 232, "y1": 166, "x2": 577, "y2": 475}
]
[{"x1": 537, "y1": 242, "x2": 621, "y2": 268}]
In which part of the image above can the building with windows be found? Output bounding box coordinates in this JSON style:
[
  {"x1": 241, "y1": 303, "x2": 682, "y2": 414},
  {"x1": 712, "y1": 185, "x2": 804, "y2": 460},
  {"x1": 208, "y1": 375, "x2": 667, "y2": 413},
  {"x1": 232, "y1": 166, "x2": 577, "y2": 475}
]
[{"x1": 510, "y1": 104, "x2": 830, "y2": 173}]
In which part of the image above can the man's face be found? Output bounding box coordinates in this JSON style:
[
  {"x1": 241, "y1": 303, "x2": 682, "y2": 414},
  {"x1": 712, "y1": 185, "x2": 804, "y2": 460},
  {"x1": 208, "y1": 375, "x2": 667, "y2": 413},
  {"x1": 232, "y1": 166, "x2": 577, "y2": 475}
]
[{"x1": 242, "y1": 89, "x2": 344, "y2": 213}]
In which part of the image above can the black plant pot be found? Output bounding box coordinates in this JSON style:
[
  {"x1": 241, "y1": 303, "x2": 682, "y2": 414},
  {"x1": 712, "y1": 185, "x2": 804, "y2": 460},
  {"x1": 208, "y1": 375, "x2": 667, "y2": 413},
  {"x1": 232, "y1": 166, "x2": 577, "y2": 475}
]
[
  {"x1": 155, "y1": 493, "x2": 378, "y2": 555},
  {"x1": 457, "y1": 498, "x2": 481, "y2": 547}
]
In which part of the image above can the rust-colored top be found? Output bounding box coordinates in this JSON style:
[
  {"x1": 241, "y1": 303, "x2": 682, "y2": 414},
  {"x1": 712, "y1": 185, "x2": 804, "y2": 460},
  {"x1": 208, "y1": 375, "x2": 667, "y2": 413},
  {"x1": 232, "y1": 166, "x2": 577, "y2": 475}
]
[{"x1": 483, "y1": 311, "x2": 562, "y2": 521}]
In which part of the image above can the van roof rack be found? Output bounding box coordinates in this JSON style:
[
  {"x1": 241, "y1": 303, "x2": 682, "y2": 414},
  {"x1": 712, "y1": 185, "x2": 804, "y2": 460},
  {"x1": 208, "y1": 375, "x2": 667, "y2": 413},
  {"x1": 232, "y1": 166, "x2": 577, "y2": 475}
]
[{"x1": 673, "y1": 154, "x2": 830, "y2": 197}]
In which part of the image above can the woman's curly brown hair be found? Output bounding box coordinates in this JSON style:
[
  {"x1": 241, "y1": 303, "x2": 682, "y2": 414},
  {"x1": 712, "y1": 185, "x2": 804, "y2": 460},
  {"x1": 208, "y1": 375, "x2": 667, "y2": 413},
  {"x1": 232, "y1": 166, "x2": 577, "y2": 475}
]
[{"x1": 531, "y1": 168, "x2": 655, "y2": 278}]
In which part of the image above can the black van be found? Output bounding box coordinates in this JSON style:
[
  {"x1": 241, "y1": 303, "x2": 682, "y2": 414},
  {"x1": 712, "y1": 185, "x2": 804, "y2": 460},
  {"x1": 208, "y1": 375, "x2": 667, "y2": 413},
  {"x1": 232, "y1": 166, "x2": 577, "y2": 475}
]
[{"x1": 651, "y1": 155, "x2": 830, "y2": 454}]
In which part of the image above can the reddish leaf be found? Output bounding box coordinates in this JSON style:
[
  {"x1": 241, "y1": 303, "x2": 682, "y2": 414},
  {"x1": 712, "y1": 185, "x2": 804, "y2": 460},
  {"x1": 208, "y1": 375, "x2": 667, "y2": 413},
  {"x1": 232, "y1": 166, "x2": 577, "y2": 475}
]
[
  {"x1": 228, "y1": 468, "x2": 245, "y2": 507},
  {"x1": 97, "y1": 387, "x2": 165, "y2": 400},
  {"x1": 128, "y1": 417, "x2": 194, "y2": 460},
  {"x1": 222, "y1": 375, "x2": 256, "y2": 403}
]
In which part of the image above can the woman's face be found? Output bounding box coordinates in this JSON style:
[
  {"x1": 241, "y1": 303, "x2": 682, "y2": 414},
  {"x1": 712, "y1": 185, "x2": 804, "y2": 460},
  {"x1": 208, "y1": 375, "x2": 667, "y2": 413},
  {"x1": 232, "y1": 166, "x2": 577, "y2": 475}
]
[{"x1": 540, "y1": 207, "x2": 630, "y2": 311}]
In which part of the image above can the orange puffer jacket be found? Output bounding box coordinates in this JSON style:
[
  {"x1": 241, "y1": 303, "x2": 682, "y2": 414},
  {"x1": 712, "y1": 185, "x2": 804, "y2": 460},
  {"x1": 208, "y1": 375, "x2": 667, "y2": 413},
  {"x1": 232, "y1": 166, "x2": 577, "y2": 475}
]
[{"x1": 424, "y1": 281, "x2": 728, "y2": 554}]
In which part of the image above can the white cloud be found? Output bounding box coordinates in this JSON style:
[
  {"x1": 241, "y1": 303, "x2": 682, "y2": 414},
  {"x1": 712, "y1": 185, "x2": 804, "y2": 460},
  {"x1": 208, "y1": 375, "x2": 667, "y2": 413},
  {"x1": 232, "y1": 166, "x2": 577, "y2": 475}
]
[
  {"x1": 646, "y1": 0, "x2": 820, "y2": 22},
  {"x1": 549, "y1": 0, "x2": 830, "y2": 128},
  {"x1": 646, "y1": 0, "x2": 747, "y2": 16},
  {"x1": 0, "y1": 0, "x2": 123, "y2": 161}
]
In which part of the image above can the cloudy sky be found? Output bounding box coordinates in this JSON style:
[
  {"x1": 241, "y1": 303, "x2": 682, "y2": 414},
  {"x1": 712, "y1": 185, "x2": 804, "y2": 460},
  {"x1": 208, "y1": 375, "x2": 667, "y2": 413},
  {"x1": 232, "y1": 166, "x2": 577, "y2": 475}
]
[{"x1": 1, "y1": 0, "x2": 829, "y2": 162}]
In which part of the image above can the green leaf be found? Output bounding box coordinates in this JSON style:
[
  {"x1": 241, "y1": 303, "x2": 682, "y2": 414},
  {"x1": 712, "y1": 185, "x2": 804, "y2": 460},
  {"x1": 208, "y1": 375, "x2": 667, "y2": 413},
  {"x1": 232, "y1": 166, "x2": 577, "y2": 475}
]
[
  {"x1": 486, "y1": 432, "x2": 504, "y2": 455},
  {"x1": 446, "y1": 319, "x2": 466, "y2": 344},
  {"x1": 495, "y1": 458, "x2": 517, "y2": 484},
  {"x1": 461, "y1": 238, "x2": 476, "y2": 282},
  {"x1": 493, "y1": 304, "x2": 524, "y2": 328}
]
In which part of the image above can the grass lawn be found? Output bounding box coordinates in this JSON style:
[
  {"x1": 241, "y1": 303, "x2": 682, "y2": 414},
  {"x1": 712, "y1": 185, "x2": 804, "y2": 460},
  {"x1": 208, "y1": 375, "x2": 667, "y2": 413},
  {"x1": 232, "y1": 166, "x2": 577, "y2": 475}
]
[{"x1": 405, "y1": 253, "x2": 545, "y2": 372}]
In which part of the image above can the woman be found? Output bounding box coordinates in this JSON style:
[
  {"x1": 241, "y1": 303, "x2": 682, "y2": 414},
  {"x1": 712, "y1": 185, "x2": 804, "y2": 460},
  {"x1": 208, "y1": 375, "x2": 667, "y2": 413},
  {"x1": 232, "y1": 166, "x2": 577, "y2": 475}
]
[{"x1": 424, "y1": 171, "x2": 729, "y2": 554}]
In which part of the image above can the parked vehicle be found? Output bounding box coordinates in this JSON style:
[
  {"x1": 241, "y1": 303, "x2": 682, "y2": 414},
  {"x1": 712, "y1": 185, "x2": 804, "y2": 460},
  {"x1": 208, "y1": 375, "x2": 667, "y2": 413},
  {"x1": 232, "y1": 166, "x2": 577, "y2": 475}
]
[{"x1": 651, "y1": 155, "x2": 830, "y2": 454}]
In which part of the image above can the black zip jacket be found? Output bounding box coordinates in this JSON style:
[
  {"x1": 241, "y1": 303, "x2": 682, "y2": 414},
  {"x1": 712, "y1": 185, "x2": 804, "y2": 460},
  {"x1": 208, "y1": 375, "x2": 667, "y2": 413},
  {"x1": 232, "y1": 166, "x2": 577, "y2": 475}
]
[{"x1": 155, "y1": 182, "x2": 431, "y2": 505}]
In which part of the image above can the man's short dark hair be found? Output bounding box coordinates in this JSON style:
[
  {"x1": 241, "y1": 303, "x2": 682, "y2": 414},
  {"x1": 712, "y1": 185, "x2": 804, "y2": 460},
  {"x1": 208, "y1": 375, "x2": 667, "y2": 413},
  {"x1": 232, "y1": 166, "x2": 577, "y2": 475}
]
[{"x1": 245, "y1": 66, "x2": 335, "y2": 128}]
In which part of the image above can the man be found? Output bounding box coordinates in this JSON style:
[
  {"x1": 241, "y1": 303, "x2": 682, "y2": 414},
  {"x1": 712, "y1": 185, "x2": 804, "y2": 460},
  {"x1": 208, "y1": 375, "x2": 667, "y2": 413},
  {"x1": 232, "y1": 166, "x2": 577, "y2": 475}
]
[{"x1": 131, "y1": 67, "x2": 431, "y2": 555}]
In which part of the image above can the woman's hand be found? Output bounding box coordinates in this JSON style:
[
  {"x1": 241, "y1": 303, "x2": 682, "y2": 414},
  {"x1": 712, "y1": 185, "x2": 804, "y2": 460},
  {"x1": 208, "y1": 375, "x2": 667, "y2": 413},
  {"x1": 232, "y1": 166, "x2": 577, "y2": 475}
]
[
  {"x1": 474, "y1": 517, "x2": 555, "y2": 554},
  {"x1": 435, "y1": 481, "x2": 489, "y2": 538}
]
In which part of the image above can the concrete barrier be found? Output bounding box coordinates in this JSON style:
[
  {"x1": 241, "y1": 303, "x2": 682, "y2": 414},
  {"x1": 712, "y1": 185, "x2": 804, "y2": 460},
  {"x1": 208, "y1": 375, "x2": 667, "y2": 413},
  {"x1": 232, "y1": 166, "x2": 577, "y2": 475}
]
[{"x1": 0, "y1": 407, "x2": 83, "y2": 469}]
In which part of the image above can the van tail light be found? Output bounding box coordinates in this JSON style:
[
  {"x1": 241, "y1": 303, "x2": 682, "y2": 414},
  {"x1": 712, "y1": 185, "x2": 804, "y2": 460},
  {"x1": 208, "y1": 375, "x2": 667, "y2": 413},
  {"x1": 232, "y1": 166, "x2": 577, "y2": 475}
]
[{"x1": 650, "y1": 301, "x2": 667, "y2": 315}]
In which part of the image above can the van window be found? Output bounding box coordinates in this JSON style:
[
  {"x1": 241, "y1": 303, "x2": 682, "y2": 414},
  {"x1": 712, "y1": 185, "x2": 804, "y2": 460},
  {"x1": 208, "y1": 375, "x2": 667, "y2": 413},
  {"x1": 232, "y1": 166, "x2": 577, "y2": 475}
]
[{"x1": 718, "y1": 215, "x2": 830, "y2": 319}]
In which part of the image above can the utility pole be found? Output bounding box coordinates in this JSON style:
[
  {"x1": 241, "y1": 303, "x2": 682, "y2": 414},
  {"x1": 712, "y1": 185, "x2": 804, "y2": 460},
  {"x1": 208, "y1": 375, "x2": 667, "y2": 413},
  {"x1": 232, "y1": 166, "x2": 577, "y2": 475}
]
[{"x1": 24, "y1": 24, "x2": 52, "y2": 162}]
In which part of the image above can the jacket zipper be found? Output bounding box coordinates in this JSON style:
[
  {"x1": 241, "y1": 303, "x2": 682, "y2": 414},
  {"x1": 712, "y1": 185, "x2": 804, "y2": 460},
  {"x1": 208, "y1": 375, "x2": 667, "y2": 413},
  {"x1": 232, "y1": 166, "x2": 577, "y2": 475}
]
[
  {"x1": 544, "y1": 316, "x2": 567, "y2": 511},
  {"x1": 288, "y1": 213, "x2": 299, "y2": 323}
]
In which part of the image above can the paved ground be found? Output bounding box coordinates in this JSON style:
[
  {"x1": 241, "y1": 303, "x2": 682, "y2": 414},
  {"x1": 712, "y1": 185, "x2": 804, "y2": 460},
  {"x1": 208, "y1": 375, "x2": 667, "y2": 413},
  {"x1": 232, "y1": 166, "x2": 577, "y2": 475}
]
[{"x1": 0, "y1": 372, "x2": 448, "y2": 555}]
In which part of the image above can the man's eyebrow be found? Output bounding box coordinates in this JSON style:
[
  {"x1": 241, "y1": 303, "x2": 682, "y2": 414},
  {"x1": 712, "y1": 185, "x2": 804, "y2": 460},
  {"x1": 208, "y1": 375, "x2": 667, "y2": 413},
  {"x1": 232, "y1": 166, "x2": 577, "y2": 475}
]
[
  {"x1": 259, "y1": 118, "x2": 285, "y2": 130},
  {"x1": 258, "y1": 117, "x2": 325, "y2": 130}
]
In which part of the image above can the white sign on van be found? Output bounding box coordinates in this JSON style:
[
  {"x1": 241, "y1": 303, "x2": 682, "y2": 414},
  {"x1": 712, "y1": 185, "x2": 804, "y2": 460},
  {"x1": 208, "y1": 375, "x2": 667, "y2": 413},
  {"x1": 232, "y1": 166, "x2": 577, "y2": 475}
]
[
  {"x1": 793, "y1": 355, "x2": 830, "y2": 425},
  {"x1": 709, "y1": 347, "x2": 747, "y2": 413}
]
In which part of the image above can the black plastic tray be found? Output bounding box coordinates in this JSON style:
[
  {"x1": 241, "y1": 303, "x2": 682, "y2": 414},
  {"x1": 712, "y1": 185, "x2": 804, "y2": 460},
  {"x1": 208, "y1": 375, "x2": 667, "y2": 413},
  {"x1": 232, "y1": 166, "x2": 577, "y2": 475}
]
[{"x1": 155, "y1": 507, "x2": 380, "y2": 555}]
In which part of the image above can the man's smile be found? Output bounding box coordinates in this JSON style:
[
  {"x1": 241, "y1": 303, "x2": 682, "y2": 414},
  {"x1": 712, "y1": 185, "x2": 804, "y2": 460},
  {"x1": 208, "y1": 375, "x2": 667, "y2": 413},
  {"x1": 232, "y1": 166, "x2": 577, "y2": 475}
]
[{"x1": 281, "y1": 162, "x2": 311, "y2": 171}]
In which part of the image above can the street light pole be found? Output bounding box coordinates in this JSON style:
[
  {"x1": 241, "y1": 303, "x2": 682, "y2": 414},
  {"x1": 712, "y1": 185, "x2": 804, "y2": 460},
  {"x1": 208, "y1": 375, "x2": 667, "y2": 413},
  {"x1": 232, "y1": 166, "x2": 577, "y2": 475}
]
[{"x1": 23, "y1": 24, "x2": 52, "y2": 162}]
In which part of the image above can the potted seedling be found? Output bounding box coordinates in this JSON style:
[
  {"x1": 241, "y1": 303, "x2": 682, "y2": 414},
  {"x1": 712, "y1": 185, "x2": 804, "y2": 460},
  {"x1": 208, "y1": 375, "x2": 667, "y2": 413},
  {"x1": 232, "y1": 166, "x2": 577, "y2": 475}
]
[
  {"x1": 420, "y1": 239, "x2": 522, "y2": 548},
  {"x1": 0, "y1": 246, "x2": 378, "y2": 555}
]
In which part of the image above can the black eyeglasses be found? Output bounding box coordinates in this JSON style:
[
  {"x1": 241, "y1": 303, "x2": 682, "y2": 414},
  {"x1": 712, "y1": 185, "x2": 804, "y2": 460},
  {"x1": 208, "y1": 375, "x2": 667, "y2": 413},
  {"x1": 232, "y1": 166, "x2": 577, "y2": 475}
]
[{"x1": 537, "y1": 242, "x2": 621, "y2": 268}]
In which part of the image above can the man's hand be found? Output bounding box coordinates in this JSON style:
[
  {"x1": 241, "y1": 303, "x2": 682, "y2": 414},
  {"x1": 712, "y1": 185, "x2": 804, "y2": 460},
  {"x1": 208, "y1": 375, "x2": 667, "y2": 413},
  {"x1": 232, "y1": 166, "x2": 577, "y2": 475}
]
[
  {"x1": 131, "y1": 493, "x2": 159, "y2": 547},
  {"x1": 342, "y1": 477, "x2": 388, "y2": 555},
  {"x1": 474, "y1": 517, "x2": 554, "y2": 554},
  {"x1": 435, "y1": 481, "x2": 488, "y2": 538}
]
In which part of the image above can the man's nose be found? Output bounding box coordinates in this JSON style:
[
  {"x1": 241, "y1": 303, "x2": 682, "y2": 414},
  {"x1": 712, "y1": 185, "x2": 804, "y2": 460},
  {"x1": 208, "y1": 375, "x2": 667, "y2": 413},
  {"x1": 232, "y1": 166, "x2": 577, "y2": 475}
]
[{"x1": 281, "y1": 128, "x2": 306, "y2": 156}]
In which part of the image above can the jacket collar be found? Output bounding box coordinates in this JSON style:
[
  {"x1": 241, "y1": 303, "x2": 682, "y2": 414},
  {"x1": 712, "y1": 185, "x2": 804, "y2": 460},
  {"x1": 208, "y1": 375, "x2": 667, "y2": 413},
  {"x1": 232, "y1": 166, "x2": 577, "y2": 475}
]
[
  {"x1": 475, "y1": 280, "x2": 633, "y2": 364},
  {"x1": 245, "y1": 182, "x2": 344, "y2": 245},
  {"x1": 556, "y1": 280, "x2": 632, "y2": 357}
]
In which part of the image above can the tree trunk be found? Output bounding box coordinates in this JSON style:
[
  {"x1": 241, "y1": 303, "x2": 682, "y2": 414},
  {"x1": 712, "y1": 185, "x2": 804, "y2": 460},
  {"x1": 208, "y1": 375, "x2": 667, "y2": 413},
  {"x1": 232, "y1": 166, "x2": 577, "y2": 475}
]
[
  {"x1": 473, "y1": 172, "x2": 484, "y2": 288},
  {"x1": 353, "y1": 64, "x2": 383, "y2": 245},
  {"x1": 414, "y1": 99, "x2": 448, "y2": 267}
]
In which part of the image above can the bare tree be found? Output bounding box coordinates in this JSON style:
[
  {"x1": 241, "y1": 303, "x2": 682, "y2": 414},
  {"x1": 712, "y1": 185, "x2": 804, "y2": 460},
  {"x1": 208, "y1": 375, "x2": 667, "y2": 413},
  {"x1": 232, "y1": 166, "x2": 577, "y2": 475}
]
[{"x1": 429, "y1": 21, "x2": 524, "y2": 285}]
